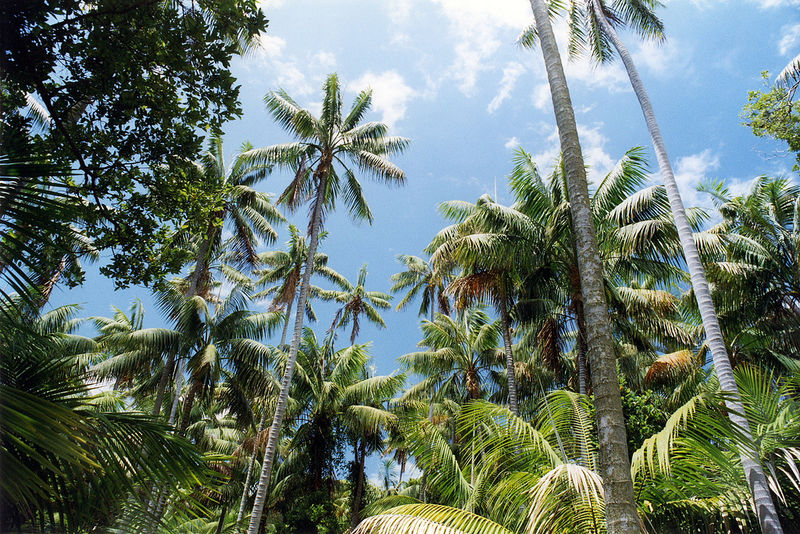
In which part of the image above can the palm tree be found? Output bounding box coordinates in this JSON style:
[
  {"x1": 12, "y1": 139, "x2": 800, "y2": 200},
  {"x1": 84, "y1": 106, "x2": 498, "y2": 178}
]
[
  {"x1": 241, "y1": 73, "x2": 409, "y2": 533},
  {"x1": 321, "y1": 264, "x2": 392, "y2": 345},
  {"x1": 508, "y1": 148, "x2": 693, "y2": 395},
  {"x1": 265, "y1": 329, "x2": 403, "y2": 530},
  {"x1": 400, "y1": 306, "x2": 503, "y2": 407},
  {"x1": 0, "y1": 296, "x2": 208, "y2": 532},
  {"x1": 528, "y1": 1, "x2": 784, "y2": 528},
  {"x1": 521, "y1": 1, "x2": 644, "y2": 528},
  {"x1": 91, "y1": 300, "x2": 183, "y2": 418},
  {"x1": 183, "y1": 135, "x2": 284, "y2": 300},
  {"x1": 427, "y1": 194, "x2": 537, "y2": 416},
  {"x1": 254, "y1": 224, "x2": 347, "y2": 348},
  {"x1": 390, "y1": 254, "x2": 452, "y2": 322},
  {"x1": 701, "y1": 177, "x2": 800, "y2": 375}
]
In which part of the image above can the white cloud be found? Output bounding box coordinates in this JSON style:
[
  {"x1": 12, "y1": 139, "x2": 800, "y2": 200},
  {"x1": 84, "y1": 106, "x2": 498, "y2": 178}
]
[
  {"x1": 779, "y1": 23, "x2": 800, "y2": 55},
  {"x1": 488, "y1": 62, "x2": 526, "y2": 113},
  {"x1": 671, "y1": 149, "x2": 721, "y2": 211},
  {"x1": 387, "y1": 0, "x2": 413, "y2": 23},
  {"x1": 532, "y1": 82, "x2": 551, "y2": 110},
  {"x1": 533, "y1": 123, "x2": 616, "y2": 184},
  {"x1": 431, "y1": 0, "x2": 530, "y2": 94},
  {"x1": 273, "y1": 59, "x2": 313, "y2": 95},
  {"x1": 504, "y1": 136, "x2": 520, "y2": 150},
  {"x1": 633, "y1": 39, "x2": 691, "y2": 78},
  {"x1": 251, "y1": 34, "x2": 286, "y2": 60},
  {"x1": 348, "y1": 71, "x2": 417, "y2": 128},
  {"x1": 312, "y1": 51, "x2": 337, "y2": 71}
]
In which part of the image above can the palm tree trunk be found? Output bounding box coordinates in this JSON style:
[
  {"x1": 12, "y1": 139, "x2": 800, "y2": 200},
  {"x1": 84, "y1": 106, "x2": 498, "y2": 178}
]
[
  {"x1": 152, "y1": 352, "x2": 175, "y2": 417},
  {"x1": 527, "y1": 1, "x2": 640, "y2": 532},
  {"x1": 278, "y1": 295, "x2": 294, "y2": 348},
  {"x1": 575, "y1": 299, "x2": 589, "y2": 396},
  {"x1": 592, "y1": 3, "x2": 783, "y2": 531},
  {"x1": 236, "y1": 409, "x2": 268, "y2": 527},
  {"x1": 216, "y1": 502, "x2": 229, "y2": 534},
  {"x1": 179, "y1": 380, "x2": 201, "y2": 435},
  {"x1": 499, "y1": 290, "x2": 519, "y2": 415},
  {"x1": 350, "y1": 440, "x2": 367, "y2": 529},
  {"x1": 246, "y1": 170, "x2": 330, "y2": 534}
]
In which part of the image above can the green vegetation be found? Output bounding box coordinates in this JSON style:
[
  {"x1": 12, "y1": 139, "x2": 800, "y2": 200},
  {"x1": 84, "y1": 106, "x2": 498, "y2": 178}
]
[{"x1": 2, "y1": 1, "x2": 800, "y2": 534}]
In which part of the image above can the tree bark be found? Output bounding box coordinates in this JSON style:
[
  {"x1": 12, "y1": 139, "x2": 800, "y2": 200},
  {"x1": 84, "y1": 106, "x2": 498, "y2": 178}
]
[
  {"x1": 236, "y1": 409, "x2": 268, "y2": 527},
  {"x1": 499, "y1": 289, "x2": 519, "y2": 415},
  {"x1": 179, "y1": 380, "x2": 201, "y2": 436},
  {"x1": 527, "y1": 1, "x2": 640, "y2": 532},
  {"x1": 246, "y1": 168, "x2": 330, "y2": 534},
  {"x1": 350, "y1": 440, "x2": 367, "y2": 529},
  {"x1": 591, "y1": 3, "x2": 784, "y2": 531},
  {"x1": 152, "y1": 352, "x2": 176, "y2": 417},
  {"x1": 574, "y1": 298, "x2": 589, "y2": 396},
  {"x1": 278, "y1": 295, "x2": 294, "y2": 349}
]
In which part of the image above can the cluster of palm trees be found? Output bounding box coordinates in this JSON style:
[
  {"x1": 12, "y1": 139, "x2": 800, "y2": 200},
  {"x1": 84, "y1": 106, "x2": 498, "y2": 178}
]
[{"x1": 4, "y1": 0, "x2": 800, "y2": 533}]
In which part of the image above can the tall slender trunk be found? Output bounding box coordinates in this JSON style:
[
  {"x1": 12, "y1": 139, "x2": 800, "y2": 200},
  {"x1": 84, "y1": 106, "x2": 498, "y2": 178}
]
[
  {"x1": 527, "y1": 1, "x2": 640, "y2": 532},
  {"x1": 236, "y1": 410, "x2": 268, "y2": 527},
  {"x1": 152, "y1": 352, "x2": 176, "y2": 417},
  {"x1": 179, "y1": 380, "x2": 201, "y2": 435},
  {"x1": 592, "y1": 4, "x2": 783, "y2": 531},
  {"x1": 419, "y1": 402, "x2": 434, "y2": 503},
  {"x1": 246, "y1": 170, "x2": 330, "y2": 534},
  {"x1": 350, "y1": 440, "x2": 367, "y2": 529},
  {"x1": 278, "y1": 295, "x2": 294, "y2": 348},
  {"x1": 574, "y1": 298, "x2": 589, "y2": 396},
  {"x1": 216, "y1": 502, "x2": 229, "y2": 534},
  {"x1": 499, "y1": 289, "x2": 519, "y2": 415}
]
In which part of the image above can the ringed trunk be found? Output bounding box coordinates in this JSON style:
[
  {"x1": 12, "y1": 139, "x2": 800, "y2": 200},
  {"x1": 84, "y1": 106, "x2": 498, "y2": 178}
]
[
  {"x1": 527, "y1": 0, "x2": 640, "y2": 531},
  {"x1": 246, "y1": 168, "x2": 330, "y2": 534},
  {"x1": 591, "y1": 3, "x2": 783, "y2": 531}
]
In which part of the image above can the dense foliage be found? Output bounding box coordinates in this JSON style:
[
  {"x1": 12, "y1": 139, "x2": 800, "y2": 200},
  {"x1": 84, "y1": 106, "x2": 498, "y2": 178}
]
[{"x1": 2, "y1": 2, "x2": 800, "y2": 534}]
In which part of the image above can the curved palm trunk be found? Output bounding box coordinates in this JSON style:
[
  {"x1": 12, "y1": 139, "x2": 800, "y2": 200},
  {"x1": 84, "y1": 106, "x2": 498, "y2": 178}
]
[
  {"x1": 278, "y1": 295, "x2": 294, "y2": 348},
  {"x1": 527, "y1": 1, "x2": 640, "y2": 532},
  {"x1": 236, "y1": 409, "x2": 268, "y2": 527},
  {"x1": 246, "y1": 171, "x2": 330, "y2": 534},
  {"x1": 499, "y1": 289, "x2": 519, "y2": 415},
  {"x1": 592, "y1": 4, "x2": 783, "y2": 531},
  {"x1": 152, "y1": 352, "x2": 176, "y2": 417}
]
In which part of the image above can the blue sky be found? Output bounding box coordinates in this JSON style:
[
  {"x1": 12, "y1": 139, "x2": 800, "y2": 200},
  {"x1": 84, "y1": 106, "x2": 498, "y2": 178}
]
[{"x1": 48, "y1": 0, "x2": 800, "y2": 483}]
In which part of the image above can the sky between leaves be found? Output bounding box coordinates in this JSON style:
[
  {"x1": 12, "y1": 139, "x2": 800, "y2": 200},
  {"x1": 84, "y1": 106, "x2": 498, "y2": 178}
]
[{"x1": 51, "y1": 0, "x2": 800, "y2": 473}]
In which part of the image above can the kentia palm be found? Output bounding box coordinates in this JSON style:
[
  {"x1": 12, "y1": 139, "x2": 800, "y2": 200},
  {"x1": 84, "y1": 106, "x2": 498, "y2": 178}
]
[
  {"x1": 268, "y1": 329, "x2": 403, "y2": 530},
  {"x1": 255, "y1": 224, "x2": 347, "y2": 348},
  {"x1": 390, "y1": 254, "x2": 452, "y2": 322},
  {"x1": 426, "y1": 194, "x2": 538, "y2": 416},
  {"x1": 508, "y1": 148, "x2": 692, "y2": 395},
  {"x1": 320, "y1": 263, "x2": 392, "y2": 346},
  {"x1": 523, "y1": 1, "x2": 784, "y2": 528},
  {"x1": 523, "y1": 0, "x2": 640, "y2": 529},
  {"x1": 241, "y1": 73, "x2": 408, "y2": 533}
]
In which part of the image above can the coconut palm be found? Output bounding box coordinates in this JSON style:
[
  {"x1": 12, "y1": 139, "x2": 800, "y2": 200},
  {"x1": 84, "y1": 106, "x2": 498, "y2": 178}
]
[
  {"x1": 254, "y1": 224, "x2": 347, "y2": 348},
  {"x1": 320, "y1": 264, "x2": 392, "y2": 345},
  {"x1": 183, "y1": 135, "x2": 284, "y2": 300},
  {"x1": 522, "y1": 0, "x2": 784, "y2": 528},
  {"x1": 241, "y1": 73, "x2": 408, "y2": 533},
  {"x1": 521, "y1": 0, "x2": 641, "y2": 529},
  {"x1": 390, "y1": 254, "x2": 452, "y2": 322}
]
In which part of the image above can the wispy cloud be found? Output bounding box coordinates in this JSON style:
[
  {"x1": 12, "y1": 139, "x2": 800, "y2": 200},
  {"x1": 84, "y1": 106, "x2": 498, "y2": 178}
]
[
  {"x1": 779, "y1": 23, "x2": 800, "y2": 55},
  {"x1": 347, "y1": 71, "x2": 417, "y2": 128},
  {"x1": 504, "y1": 136, "x2": 520, "y2": 150},
  {"x1": 488, "y1": 62, "x2": 526, "y2": 113}
]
